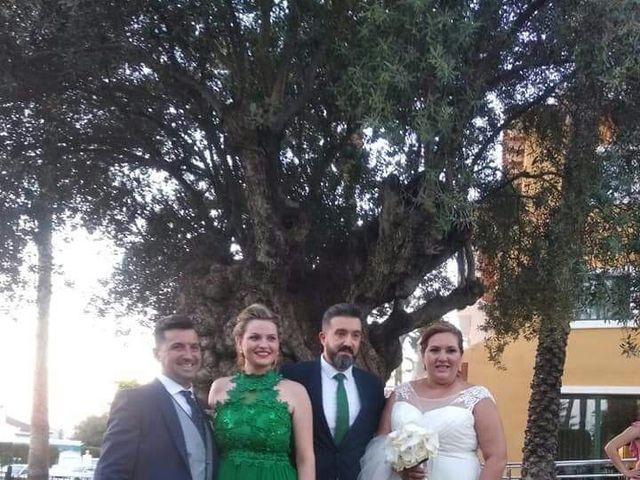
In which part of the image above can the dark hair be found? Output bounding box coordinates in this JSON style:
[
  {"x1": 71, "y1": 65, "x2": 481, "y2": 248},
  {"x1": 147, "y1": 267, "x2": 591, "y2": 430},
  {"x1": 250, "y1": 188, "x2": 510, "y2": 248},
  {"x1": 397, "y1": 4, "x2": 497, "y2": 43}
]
[
  {"x1": 154, "y1": 314, "x2": 197, "y2": 345},
  {"x1": 419, "y1": 321, "x2": 464, "y2": 355},
  {"x1": 321, "y1": 303, "x2": 363, "y2": 329}
]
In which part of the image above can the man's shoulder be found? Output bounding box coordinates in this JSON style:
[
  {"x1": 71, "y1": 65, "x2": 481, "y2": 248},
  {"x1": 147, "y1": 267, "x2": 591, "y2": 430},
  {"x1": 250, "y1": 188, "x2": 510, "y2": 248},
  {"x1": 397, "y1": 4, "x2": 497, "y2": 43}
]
[
  {"x1": 280, "y1": 359, "x2": 317, "y2": 377},
  {"x1": 352, "y1": 366, "x2": 385, "y2": 388},
  {"x1": 115, "y1": 380, "x2": 163, "y2": 402},
  {"x1": 281, "y1": 359, "x2": 317, "y2": 371}
]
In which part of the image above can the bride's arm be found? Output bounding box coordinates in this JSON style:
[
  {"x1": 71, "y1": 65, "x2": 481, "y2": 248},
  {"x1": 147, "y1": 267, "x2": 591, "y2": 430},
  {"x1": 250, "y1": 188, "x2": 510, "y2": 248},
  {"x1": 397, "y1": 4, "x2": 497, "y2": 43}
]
[
  {"x1": 376, "y1": 391, "x2": 396, "y2": 435},
  {"x1": 474, "y1": 398, "x2": 507, "y2": 480}
]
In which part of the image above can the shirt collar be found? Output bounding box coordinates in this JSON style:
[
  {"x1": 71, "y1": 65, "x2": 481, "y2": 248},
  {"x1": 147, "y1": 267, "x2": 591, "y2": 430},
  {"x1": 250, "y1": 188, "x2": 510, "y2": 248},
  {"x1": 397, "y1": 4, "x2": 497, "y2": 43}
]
[
  {"x1": 320, "y1": 354, "x2": 354, "y2": 382},
  {"x1": 157, "y1": 373, "x2": 192, "y2": 395}
]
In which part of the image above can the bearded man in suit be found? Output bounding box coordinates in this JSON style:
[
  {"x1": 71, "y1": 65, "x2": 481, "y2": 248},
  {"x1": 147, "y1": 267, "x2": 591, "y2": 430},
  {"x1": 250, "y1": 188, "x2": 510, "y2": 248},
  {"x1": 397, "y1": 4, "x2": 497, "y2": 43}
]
[{"x1": 281, "y1": 303, "x2": 385, "y2": 480}]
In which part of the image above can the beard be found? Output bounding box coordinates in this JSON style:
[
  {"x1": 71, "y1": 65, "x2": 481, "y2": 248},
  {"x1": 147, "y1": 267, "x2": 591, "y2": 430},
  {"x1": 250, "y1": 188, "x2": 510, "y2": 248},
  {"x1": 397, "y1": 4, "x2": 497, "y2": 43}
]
[{"x1": 328, "y1": 346, "x2": 356, "y2": 371}]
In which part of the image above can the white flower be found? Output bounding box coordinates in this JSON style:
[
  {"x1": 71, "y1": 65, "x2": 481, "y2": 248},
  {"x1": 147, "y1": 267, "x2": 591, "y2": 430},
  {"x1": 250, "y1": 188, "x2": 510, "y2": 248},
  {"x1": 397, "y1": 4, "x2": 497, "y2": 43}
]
[{"x1": 385, "y1": 423, "x2": 439, "y2": 472}]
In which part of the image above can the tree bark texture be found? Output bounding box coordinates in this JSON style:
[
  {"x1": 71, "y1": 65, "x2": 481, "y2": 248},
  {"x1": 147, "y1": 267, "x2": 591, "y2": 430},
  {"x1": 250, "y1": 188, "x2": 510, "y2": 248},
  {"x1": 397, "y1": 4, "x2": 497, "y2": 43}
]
[
  {"x1": 521, "y1": 317, "x2": 571, "y2": 480},
  {"x1": 178, "y1": 153, "x2": 484, "y2": 389},
  {"x1": 27, "y1": 196, "x2": 53, "y2": 480}
]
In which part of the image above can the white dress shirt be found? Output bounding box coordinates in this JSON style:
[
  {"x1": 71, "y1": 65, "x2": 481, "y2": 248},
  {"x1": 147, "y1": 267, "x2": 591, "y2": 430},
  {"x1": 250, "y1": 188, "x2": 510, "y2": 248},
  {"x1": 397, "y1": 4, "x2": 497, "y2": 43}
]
[
  {"x1": 157, "y1": 374, "x2": 195, "y2": 417},
  {"x1": 320, "y1": 354, "x2": 362, "y2": 437}
]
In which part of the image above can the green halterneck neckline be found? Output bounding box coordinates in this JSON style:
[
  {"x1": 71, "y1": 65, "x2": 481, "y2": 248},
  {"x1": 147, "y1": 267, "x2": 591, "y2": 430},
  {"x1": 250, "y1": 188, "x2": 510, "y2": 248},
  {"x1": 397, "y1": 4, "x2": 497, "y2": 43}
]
[{"x1": 233, "y1": 369, "x2": 281, "y2": 392}]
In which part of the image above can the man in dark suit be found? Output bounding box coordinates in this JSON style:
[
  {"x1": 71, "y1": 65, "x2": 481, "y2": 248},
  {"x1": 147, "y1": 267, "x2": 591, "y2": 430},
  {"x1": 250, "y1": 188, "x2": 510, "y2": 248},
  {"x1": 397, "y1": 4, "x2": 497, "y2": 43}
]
[
  {"x1": 95, "y1": 315, "x2": 217, "y2": 480},
  {"x1": 281, "y1": 303, "x2": 386, "y2": 480}
]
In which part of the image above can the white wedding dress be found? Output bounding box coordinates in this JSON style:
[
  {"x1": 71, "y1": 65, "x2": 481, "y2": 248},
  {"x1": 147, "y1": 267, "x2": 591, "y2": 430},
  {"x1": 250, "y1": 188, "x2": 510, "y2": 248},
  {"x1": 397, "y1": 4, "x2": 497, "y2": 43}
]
[{"x1": 358, "y1": 382, "x2": 494, "y2": 480}]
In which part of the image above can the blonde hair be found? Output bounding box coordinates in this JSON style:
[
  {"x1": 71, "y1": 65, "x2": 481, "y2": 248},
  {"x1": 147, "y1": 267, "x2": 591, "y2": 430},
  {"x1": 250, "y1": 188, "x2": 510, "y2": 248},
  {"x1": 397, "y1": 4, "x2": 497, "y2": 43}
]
[{"x1": 233, "y1": 303, "x2": 281, "y2": 367}]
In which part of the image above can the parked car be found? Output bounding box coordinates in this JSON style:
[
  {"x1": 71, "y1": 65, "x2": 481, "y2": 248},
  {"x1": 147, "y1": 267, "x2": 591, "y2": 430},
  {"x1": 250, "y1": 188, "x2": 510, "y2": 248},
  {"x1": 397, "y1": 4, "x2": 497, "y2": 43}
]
[
  {"x1": 49, "y1": 464, "x2": 94, "y2": 480},
  {"x1": 0, "y1": 464, "x2": 29, "y2": 479}
]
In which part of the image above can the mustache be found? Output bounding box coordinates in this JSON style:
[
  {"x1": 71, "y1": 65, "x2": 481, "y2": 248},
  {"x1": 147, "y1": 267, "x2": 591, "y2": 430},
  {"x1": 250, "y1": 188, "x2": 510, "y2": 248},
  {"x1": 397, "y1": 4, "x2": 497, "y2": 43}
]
[{"x1": 337, "y1": 346, "x2": 355, "y2": 356}]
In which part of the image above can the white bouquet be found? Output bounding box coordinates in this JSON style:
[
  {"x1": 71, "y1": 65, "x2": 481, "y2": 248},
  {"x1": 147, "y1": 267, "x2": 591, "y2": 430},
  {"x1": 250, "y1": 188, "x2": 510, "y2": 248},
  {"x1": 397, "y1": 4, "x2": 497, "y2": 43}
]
[{"x1": 384, "y1": 423, "x2": 439, "y2": 472}]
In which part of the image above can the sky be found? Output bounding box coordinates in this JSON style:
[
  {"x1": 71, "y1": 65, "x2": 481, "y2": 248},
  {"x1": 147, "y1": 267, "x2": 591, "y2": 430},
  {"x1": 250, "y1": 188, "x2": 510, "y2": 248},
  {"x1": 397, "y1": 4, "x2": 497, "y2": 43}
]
[{"x1": 0, "y1": 230, "x2": 158, "y2": 436}]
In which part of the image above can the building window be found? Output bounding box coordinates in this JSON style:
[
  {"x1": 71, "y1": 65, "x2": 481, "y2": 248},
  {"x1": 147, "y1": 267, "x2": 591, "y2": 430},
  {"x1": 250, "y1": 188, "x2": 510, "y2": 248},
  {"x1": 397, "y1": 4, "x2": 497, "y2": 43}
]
[
  {"x1": 572, "y1": 274, "x2": 632, "y2": 328},
  {"x1": 558, "y1": 394, "x2": 640, "y2": 475}
]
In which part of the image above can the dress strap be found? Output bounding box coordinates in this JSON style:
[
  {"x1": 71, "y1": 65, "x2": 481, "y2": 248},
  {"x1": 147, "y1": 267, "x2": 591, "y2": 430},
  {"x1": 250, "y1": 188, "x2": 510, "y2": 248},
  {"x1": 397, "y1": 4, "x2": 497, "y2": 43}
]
[{"x1": 457, "y1": 385, "x2": 494, "y2": 410}]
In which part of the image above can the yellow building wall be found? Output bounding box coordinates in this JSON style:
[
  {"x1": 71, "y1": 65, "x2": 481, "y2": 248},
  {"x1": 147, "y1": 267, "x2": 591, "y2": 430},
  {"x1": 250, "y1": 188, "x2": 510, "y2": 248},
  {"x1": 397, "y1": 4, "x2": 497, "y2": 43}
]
[{"x1": 464, "y1": 327, "x2": 640, "y2": 462}]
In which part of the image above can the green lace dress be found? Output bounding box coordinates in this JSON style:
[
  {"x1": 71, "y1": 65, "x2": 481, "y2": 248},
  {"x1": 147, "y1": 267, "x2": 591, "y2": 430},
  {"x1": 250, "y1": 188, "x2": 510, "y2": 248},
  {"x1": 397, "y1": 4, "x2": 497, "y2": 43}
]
[{"x1": 213, "y1": 370, "x2": 297, "y2": 480}]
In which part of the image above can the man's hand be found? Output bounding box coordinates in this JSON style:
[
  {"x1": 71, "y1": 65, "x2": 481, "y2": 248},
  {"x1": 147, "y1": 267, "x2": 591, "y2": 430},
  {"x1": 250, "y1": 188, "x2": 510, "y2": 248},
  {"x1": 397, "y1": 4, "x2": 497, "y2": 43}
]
[{"x1": 400, "y1": 463, "x2": 425, "y2": 480}]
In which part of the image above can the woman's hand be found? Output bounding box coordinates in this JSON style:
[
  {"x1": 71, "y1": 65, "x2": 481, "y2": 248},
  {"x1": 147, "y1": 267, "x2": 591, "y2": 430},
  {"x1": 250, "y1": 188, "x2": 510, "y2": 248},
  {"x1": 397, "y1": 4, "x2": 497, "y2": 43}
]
[
  {"x1": 623, "y1": 467, "x2": 640, "y2": 478},
  {"x1": 400, "y1": 463, "x2": 426, "y2": 480}
]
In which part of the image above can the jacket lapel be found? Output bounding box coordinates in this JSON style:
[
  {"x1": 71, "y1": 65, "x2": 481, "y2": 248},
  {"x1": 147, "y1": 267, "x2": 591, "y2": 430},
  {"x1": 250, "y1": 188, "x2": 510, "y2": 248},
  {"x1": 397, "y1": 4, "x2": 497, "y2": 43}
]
[
  {"x1": 152, "y1": 379, "x2": 190, "y2": 469},
  {"x1": 309, "y1": 358, "x2": 334, "y2": 445}
]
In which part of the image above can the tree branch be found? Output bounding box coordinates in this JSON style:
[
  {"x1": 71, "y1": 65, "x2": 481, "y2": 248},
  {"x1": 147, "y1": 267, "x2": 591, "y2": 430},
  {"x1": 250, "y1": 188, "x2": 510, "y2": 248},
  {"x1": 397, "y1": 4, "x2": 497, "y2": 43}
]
[
  {"x1": 470, "y1": 70, "x2": 575, "y2": 169},
  {"x1": 508, "y1": 0, "x2": 552, "y2": 38},
  {"x1": 348, "y1": 173, "x2": 471, "y2": 311},
  {"x1": 478, "y1": 169, "x2": 563, "y2": 205},
  {"x1": 375, "y1": 279, "x2": 484, "y2": 341},
  {"x1": 256, "y1": 0, "x2": 278, "y2": 97},
  {"x1": 223, "y1": 0, "x2": 249, "y2": 105},
  {"x1": 274, "y1": 38, "x2": 328, "y2": 130}
]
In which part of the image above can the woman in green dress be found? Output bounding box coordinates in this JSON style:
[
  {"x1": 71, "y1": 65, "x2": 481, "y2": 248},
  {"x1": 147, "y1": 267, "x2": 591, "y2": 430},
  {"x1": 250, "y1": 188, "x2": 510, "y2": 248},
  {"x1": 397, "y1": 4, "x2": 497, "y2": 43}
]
[{"x1": 208, "y1": 304, "x2": 315, "y2": 480}]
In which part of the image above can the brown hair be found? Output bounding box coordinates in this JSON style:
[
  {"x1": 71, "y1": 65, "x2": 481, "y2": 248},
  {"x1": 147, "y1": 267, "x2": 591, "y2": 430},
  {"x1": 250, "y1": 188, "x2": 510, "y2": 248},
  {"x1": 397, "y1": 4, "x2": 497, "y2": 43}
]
[
  {"x1": 233, "y1": 303, "x2": 281, "y2": 367},
  {"x1": 419, "y1": 320, "x2": 464, "y2": 355}
]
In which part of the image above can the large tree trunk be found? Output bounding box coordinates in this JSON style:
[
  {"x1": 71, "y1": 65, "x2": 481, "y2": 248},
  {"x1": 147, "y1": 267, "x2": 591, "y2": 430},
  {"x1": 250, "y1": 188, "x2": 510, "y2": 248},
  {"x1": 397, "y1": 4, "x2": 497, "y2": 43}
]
[
  {"x1": 521, "y1": 316, "x2": 571, "y2": 479},
  {"x1": 27, "y1": 195, "x2": 53, "y2": 480},
  {"x1": 181, "y1": 134, "x2": 484, "y2": 389},
  {"x1": 187, "y1": 269, "x2": 483, "y2": 390}
]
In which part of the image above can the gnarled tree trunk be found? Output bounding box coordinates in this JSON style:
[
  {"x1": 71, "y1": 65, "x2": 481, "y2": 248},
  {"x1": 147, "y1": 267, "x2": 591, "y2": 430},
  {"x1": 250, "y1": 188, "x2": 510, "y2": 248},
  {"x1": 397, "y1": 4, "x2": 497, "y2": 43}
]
[{"x1": 179, "y1": 133, "x2": 483, "y2": 387}]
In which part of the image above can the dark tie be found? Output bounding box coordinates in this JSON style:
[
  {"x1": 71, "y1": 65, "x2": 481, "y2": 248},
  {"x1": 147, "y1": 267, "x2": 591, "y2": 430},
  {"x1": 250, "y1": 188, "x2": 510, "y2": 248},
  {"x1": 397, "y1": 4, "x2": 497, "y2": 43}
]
[
  {"x1": 334, "y1": 373, "x2": 349, "y2": 444},
  {"x1": 180, "y1": 390, "x2": 207, "y2": 441}
]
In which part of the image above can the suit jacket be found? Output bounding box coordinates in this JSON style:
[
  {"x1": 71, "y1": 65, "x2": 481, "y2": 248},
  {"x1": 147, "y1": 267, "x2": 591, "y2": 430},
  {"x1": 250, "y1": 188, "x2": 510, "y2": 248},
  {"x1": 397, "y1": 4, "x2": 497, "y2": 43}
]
[
  {"x1": 281, "y1": 359, "x2": 385, "y2": 480},
  {"x1": 94, "y1": 379, "x2": 217, "y2": 480}
]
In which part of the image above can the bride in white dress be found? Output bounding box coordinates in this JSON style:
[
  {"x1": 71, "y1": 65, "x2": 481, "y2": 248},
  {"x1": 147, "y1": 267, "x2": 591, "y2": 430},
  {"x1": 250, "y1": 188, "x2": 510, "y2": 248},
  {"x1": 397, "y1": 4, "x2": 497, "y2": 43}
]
[{"x1": 358, "y1": 321, "x2": 507, "y2": 480}]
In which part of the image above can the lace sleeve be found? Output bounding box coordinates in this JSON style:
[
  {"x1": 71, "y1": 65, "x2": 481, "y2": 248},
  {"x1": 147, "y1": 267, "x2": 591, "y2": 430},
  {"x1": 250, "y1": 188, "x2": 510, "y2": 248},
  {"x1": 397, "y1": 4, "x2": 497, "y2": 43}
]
[
  {"x1": 458, "y1": 385, "x2": 494, "y2": 410},
  {"x1": 394, "y1": 382, "x2": 413, "y2": 402}
]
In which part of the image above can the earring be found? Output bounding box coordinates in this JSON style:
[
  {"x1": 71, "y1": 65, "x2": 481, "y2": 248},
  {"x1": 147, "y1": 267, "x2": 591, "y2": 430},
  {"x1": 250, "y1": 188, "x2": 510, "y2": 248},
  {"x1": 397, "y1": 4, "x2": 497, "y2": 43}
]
[
  {"x1": 271, "y1": 351, "x2": 280, "y2": 370},
  {"x1": 236, "y1": 349, "x2": 245, "y2": 369}
]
